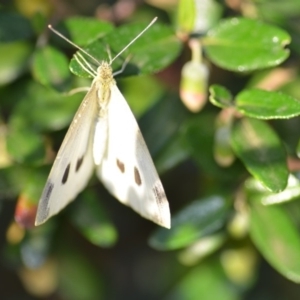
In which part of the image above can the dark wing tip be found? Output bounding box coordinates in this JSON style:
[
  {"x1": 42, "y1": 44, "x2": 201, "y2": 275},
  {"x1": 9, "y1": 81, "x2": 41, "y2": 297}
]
[
  {"x1": 35, "y1": 181, "x2": 54, "y2": 226},
  {"x1": 152, "y1": 182, "x2": 171, "y2": 229}
]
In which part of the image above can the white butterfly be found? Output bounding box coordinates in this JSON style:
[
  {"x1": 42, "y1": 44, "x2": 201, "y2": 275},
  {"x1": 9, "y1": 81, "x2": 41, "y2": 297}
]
[{"x1": 35, "y1": 18, "x2": 171, "y2": 229}]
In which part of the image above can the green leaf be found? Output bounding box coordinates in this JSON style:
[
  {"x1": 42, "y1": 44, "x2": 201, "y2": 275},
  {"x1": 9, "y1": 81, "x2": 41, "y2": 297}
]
[
  {"x1": 250, "y1": 200, "x2": 300, "y2": 283},
  {"x1": 9, "y1": 80, "x2": 83, "y2": 132},
  {"x1": 0, "y1": 166, "x2": 52, "y2": 205},
  {"x1": 0, "y1": 166, "x2": 23, "y2": 199},
  {"x1": 165, "y1": 259, "x2": 241, "y2": 300},
  {"x1": 149, "y1": 195, "x2": 231, "y2": 250},
  {"x1": 231, "y1": 118, "x2": 288, "y2": 192},
  {"x1": 70, "y1": 190, "x2": 118, "y2": 248},
  {"x1": 19, "y1": 166, "x2": 49, "y2": 202},
  {"x1": 209, "y1": 84, "x2": 233, "y2": 108},
  {"x1": 58, "y1": 245, "x2": 104, "y2": 300},
  {"x1": 0, "y1": 11, "x2": 33, "y2": 42},
  {"x1": 155, "y1": 136, "x2": 190, "y2": 173},
  {"x1": 63, "y1": 17, "x2": 114, "y2": 45},
  {"x1": 245, "y1": 175, "x2": 300, "y2": 205},
  {"x1": 177, "y1": 0, "x2": 197, "y2": 33},
  {"x1": 0, "y1": 41, "x2": 32, "y2": 85},
  {"x1": 178, "y1": 233, "x2": 226, "y2": 266},
  {"x1": 204, "y1": 18, "x2": 290, "y2": 71},
  {"x1": 182, "y1": 113, "x2": 243, "y2": 179},
  {"x1": 70, "y1": 21, "x2": 182, "y2": 77},
  {"x1": 30, "y1": 10, "x2": 48, "y2": 35},
  {"x1": 214, "y1": 109, "x2": 235, "y2": 167},
  {"x1": 177, "y1": 0, "x2": 222, "y2": 35},
  {"x1": 106, "y1": 21, "x2": 181, "y2": 74},
  {"x1": 140, "y1": 94, "x2": 189, "y2": 157},
  {"x1": 236, "y1": 89, "x2": 300, "y2": 119},
  {"x1": 32, "y1": 46, "x2": 70, "y2": 89},
  {"x1": 256, "y1": 0, "x2": 300, "y2": 24},
  {"x1": 6, "y1": 127, "x2": 45, "y2": 164},
  {"x1": 297, "y1": 139, "x2": 300, "y2": 157}
]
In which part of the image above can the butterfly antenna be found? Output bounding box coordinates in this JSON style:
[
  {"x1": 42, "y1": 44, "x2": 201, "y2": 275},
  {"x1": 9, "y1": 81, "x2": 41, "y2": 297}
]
[
  {"x1": 110, "y1": 17, "x2": 157, "y2": 64},
  {"x1": 48, "y1": 25, "x2": 101, "y2": 65}
]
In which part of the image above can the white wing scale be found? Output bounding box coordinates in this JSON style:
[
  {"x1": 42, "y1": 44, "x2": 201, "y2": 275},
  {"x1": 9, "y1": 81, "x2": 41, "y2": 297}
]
[
  {"x1": 36, "y1": 62, "x2": 170, "y2": 228},
  {"x1": 35, "y1": 85, "x2": 99, "y2": 225},
  {"x1": 96, "y1": 85, "x2": 170, "y2": 228}
]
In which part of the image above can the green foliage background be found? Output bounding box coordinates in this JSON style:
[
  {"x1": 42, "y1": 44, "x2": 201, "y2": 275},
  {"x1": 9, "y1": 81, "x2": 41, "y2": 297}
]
[{"x1": 1, "y1": 0, "x2": 300, "y2": 299}]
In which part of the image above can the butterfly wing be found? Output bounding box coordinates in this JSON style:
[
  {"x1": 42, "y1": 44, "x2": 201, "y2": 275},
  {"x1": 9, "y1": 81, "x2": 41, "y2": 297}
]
[
  {"x1": 35, "y1": 84, "x2": 99, "y2": 225},
  {"x1": 96, "y1": 85, "x2": 171, "y2": 228}
]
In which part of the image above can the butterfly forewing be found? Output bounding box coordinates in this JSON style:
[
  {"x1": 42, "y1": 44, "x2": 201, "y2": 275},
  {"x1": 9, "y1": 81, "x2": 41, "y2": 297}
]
[
  {"x1": 35, "y1": 85, "x2": 99, "y2": 225},
  {"x1": 96, "y1": 85, "x2": 170, "y2": 228}
]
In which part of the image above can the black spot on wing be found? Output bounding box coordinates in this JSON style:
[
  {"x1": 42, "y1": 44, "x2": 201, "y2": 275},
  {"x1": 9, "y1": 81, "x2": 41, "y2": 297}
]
[
  {"x1": 116, "y1": 158, "x2": 125, "y2": 173},
  {"x1": 152, "y1": 183, "x2": 167, "y2": 226},
  {"x1": 153, "y1": 183, "x2": 166, "y2": 205},
  {"x1": 134, "y1": 167, "x2": 142, "y2": 186},
  {"x1": 45, "y1": 181, "x2": 54, "y2": 200},
  {"x1": 36, "y1": 181, "x2": 53, "y2": 223},
  {"x1": 76, "y1": 155, "x2": 84, "y2": 172},
  {"x1": 62, "y1": 163, "x2": 70, "y2": 184}
]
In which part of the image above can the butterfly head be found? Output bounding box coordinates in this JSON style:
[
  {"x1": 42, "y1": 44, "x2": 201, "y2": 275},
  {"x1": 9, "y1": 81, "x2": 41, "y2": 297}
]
[{"x1": 96, "y1": 61, "x2": 114, "y2": 84}]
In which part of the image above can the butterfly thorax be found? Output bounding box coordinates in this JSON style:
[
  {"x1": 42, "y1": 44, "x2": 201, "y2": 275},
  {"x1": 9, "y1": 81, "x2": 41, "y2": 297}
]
[{"x1": 94, "y1": 61, "x2": 115, "y2": 113}]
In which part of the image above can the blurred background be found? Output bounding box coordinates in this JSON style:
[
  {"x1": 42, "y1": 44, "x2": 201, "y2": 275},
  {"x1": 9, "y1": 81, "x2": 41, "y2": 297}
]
[{"x1": 1, "y1": 0, "x2": 300, "y2": 299}]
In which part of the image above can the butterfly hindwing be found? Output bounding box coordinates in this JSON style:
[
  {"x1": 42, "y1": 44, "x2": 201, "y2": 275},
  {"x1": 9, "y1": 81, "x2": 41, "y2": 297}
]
[
  {"x1": 96, "y1": 85, "x2": 170, "y2": 228},
  {"x1": 35, "y1": 85, "x2": 99, "y2": 225}
]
